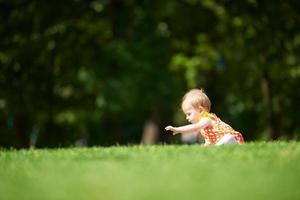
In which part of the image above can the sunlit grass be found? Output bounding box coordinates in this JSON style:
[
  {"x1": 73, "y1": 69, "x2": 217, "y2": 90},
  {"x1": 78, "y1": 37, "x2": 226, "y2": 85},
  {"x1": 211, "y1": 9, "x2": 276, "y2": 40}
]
[{"x1": 0, "y1": 142, "x2": 300, "y2": 200}]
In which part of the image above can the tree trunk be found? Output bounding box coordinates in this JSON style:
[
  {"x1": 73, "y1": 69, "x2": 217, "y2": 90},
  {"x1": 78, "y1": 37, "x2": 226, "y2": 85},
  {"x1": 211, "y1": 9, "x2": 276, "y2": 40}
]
[
  {"x1": 141, "y1": 120, "x2": 159, "y2": 145},
  {"x1": 15, "y1": 112, "x2": 30, "y2": 148},
  {"x1": 261, "y1": 73, "x2": 278, "y2": 140}
]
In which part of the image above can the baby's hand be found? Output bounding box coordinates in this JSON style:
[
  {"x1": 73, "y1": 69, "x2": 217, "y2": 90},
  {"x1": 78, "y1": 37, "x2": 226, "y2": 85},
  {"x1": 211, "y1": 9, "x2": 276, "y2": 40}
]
[
  {"x1": 165, "y1": 126, "x2": 173, "y2": 131},
  {"x1": 165, "y1": 126, "x2": 178, "y2": 135}
]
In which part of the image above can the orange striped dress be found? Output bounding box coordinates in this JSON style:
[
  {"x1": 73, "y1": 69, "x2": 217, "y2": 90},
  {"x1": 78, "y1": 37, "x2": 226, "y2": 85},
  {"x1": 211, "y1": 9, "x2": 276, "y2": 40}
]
[{"x1": 198, "y1": 112, "x2": 244, "y2": 145}]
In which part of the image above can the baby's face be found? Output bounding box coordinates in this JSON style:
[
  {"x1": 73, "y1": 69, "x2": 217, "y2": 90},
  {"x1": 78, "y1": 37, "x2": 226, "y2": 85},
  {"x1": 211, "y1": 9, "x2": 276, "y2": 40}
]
[{"x1": 182, "y1": 104, "x2": 202, "y2": 124}]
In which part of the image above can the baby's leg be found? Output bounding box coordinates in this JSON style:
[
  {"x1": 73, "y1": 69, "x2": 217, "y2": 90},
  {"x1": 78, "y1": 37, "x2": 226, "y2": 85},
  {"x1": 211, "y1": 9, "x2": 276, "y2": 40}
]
[{"x1": 215, "y1": 134, "x2": 238, "y2": 146}]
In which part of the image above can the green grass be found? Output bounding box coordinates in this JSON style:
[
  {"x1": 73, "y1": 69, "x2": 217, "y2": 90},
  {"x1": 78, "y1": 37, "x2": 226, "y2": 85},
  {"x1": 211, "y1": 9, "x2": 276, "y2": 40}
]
[{"x1": 0, "y1": 142, "x2": 300, "y2": 200}]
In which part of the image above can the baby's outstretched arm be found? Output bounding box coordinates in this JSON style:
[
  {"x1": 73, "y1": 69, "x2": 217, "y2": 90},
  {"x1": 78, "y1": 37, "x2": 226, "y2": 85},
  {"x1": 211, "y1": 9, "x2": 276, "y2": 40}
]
[{"x1": 165, "y1": 117, "x2": 211, "y2": 135}]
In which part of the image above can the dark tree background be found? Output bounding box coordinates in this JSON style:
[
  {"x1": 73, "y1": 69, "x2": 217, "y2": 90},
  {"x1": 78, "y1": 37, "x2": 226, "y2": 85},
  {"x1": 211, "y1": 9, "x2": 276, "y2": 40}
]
[{"x1": 0, "y1": 0, "x2": 299, "y2": 148}]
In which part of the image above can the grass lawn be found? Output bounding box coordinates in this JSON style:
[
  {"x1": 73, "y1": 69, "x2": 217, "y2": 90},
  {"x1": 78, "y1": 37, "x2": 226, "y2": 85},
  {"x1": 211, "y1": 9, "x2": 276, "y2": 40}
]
[{"x1": 0, "y1": 142, "x2": 300, "y2": 200}]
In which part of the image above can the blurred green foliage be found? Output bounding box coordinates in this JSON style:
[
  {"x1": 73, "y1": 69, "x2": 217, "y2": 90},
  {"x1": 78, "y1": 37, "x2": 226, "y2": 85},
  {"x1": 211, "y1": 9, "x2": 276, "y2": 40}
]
[{"x1": 0, "y1": 0, "x2": 299, "y2": 148}]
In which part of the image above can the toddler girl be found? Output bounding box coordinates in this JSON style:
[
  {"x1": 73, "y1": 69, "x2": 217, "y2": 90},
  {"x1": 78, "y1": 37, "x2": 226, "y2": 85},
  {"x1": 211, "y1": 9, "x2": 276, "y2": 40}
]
[{"x1": 165, "y1": 89, "x2": 244, "y2": 145}]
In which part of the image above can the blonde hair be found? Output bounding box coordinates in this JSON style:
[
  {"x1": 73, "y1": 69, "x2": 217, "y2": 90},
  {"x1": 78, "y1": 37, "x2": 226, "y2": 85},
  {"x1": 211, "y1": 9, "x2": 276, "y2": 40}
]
[{"x1": 181, "y1": 89, "x2": 211, "y2": 112}]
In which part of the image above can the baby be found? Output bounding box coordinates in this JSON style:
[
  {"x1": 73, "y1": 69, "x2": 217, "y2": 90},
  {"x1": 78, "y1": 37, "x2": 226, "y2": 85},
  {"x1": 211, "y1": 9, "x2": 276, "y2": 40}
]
[{"x1": 165, "y1": 89, "x2": 244, "y2": 145}]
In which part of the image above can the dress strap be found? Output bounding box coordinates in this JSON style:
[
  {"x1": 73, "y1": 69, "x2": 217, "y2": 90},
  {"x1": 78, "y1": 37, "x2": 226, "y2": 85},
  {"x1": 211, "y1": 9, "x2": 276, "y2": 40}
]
[{"x1": 197, "y1": 112, "x2": 209, "y2": 121}]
